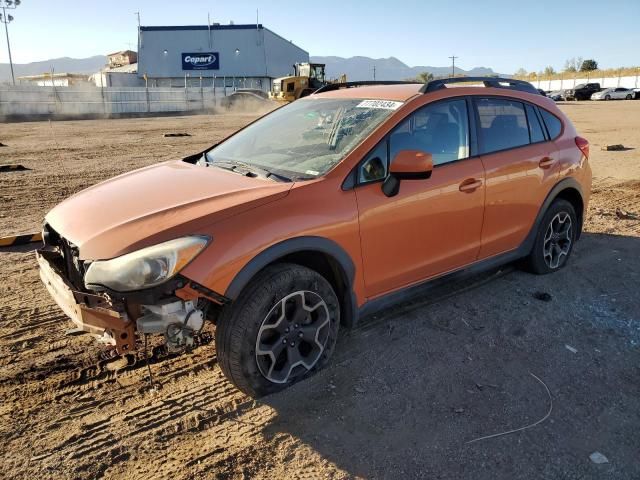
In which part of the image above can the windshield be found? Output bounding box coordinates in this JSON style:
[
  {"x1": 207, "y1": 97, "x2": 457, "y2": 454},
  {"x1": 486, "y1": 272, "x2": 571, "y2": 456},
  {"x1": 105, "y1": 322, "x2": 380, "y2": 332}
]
[{"x1": 205, "y1": 98, "x2": 402, "y2": 180}]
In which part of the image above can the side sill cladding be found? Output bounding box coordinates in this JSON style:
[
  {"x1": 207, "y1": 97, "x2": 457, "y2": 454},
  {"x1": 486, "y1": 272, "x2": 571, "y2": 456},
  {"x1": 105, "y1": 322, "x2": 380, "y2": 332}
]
[{"x1": 224, "y1": 236, "x2": 359, "y2": 327}]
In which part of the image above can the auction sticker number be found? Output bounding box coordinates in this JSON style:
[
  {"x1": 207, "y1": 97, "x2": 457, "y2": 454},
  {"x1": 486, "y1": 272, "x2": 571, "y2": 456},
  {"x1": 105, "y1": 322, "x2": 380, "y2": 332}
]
[{"x1": 356, "y1": 100, "x2": 403, "y2": 110}]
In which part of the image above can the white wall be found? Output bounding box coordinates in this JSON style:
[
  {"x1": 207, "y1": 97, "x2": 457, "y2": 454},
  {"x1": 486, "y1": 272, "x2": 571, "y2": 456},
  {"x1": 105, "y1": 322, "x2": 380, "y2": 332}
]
[
  {"x1": 532, "y1": 75, "x2": 640, "y2": 91},
  {"x1": 92, "y1": 72, "x2": 145, "y2": 88}
]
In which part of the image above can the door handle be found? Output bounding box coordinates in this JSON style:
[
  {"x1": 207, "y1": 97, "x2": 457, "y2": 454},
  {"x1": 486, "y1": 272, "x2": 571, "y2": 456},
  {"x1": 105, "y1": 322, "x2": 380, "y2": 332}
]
[
  {"x1": 459, "y1": 178, "x2": 482, "y2": 193},
  {"x1": 539, "y1": 157, "x2": 555, "y2": 169}
]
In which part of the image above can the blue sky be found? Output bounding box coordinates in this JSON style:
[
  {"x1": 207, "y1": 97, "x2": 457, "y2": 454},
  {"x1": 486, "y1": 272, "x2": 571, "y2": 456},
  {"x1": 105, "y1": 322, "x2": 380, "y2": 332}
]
[{"x1": 3, "y1": 0, "x2": 639, "y2": 73}]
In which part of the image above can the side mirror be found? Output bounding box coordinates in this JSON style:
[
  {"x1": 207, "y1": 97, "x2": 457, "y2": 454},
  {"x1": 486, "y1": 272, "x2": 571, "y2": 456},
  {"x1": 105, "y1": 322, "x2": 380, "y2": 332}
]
[{"x1": 382, "y1": 150, "x2": 433, "y2": 197}]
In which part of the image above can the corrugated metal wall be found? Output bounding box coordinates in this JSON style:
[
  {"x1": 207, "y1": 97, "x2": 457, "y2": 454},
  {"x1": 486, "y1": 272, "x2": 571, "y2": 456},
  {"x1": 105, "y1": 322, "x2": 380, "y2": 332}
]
[{"x1": 137, "y1": 25, "x2": 309, "y2": 82}]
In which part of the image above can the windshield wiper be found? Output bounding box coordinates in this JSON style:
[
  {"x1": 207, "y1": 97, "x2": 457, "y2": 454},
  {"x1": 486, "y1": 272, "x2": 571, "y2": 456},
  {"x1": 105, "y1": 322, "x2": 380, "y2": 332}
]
[
  {"x1": 207, "y1": 159, "x2": 292, "y2": 182},
  {"x1": 266, "y1": 171, "x2": 292, "y2": 182}
]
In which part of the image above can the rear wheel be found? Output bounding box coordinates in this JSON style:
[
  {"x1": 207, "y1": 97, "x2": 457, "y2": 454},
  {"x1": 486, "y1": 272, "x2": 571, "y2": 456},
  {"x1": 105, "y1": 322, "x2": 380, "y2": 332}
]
[
  {"x1": 524, "y1": 199, "x2": 577, "y2": 274},
  {"x1": 626, "y1": 94, "x2": 632, "y2": 100},
  {"x1": 605, "y1": 94, "x2": 611, "y2": 100},
  {"x1": 216, "y1": 263, "x2": 340, "y2": 397}
]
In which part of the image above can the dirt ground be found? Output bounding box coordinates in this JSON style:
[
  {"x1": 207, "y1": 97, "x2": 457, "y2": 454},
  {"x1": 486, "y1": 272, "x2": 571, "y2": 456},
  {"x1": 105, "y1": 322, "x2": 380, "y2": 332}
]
[{"x1": 1, "y1": 102, "x2": 639, "y2": 479}]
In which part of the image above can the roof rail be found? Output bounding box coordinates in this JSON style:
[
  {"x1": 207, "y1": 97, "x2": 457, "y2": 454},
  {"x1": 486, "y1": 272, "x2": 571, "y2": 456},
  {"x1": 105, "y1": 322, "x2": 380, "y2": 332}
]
[
  {"x1": 420, "y1": 77, "x2": 540, "y2": 95},
  {"x1": 314, "y1": 81, "x2": 417, "y2": 95}
]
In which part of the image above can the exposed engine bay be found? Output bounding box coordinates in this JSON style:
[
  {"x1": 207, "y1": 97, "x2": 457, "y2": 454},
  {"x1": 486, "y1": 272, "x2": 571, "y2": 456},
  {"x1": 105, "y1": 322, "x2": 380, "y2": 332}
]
[{"x1": 37, "y1": 223, "x2": 225, "y2": 356}]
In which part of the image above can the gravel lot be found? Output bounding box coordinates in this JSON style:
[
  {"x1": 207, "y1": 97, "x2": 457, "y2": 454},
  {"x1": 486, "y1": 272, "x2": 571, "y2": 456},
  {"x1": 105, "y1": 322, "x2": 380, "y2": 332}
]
[{"x1": 0, "y1": 102, "x2": 639, "y2": 479}]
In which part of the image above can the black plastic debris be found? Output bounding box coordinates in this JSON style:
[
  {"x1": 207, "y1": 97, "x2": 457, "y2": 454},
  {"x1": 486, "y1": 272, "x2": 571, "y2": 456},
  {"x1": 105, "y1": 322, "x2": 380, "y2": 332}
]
[
  {"x1": 0, "y1": 164, "x2": 30, "y2": 172},
  {"x1": 533, "y1": 291, "x2": 553, "y2": 302}
]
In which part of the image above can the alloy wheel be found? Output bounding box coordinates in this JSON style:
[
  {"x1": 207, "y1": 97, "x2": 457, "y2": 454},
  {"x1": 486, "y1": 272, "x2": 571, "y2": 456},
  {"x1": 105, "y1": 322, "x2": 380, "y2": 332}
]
[
  {"x1": 255, "y1": 290, "x2": 331, "y2": 384},
  {"x1": 543, "y1": 212, "x2": 572, "y2": 269}
]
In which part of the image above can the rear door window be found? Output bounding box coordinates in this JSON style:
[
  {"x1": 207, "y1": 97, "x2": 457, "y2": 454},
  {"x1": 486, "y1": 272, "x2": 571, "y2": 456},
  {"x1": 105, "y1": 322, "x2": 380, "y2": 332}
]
[
  {"x1": 475, "y1": 98, "x2": 530, "y2": 154},
  {"x1": 539, "y1": 109, "x2": 562, "y2": 139}
]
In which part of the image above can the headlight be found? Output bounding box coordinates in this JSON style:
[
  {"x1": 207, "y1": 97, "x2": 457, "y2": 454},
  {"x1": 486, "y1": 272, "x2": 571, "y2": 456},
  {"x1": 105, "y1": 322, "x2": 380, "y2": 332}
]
[{"x1": 84, "y1": 236, "x2": 209, "y2": 292}]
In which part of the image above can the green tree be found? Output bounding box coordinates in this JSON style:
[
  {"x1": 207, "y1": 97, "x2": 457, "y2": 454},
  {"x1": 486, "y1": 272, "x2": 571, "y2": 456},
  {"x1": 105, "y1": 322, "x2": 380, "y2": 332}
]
[
  {"x1": 543, "y1": 66, "x2": 556, "y2": 76},
  {"x1": 417, "y1": 71, "x2": 434, "y2": 83},
  {"x1": 514, "y1": 68, "x2": 527, "y2": 78},
  {"x1": 580, "y1": 59, "x2": 598, "y2": 71}
]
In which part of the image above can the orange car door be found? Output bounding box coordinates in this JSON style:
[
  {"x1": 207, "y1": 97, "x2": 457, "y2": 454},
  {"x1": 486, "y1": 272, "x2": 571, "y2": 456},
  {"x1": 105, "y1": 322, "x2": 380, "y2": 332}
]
[
  {"x1": 473, "y1": 97, "x2": 560, "y2": 259},
  {"x1": 355, "y1": 98, "x2": 486, "y2": 298}
]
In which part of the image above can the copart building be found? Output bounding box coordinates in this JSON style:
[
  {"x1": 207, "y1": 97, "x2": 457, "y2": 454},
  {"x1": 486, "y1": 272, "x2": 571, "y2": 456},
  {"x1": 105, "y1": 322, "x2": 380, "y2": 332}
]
[{"x1": 137, "y1": 24, "x2": 309, "y2": 91}]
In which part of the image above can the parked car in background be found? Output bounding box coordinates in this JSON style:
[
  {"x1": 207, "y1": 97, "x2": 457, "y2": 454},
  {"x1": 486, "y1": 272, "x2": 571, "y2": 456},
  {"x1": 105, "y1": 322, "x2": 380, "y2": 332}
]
[
  {"x1": 565, "y1": 83, "x2": 601, "y2": 101},
  {"x1": 547, "y1": 90, "x2": 565, "y2": 101},
  {"x1": 591, "y1": 87, "x2": 634, "y2": 101},
  {"x1": 632, "y1": 88, "x2": 640, "y2": 100}
]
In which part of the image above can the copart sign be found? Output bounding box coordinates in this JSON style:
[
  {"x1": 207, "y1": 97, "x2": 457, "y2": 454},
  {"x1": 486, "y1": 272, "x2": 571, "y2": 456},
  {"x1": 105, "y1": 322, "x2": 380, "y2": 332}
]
[{"x1": 181, "y1": 52, "x2": 219, "y2": 70}]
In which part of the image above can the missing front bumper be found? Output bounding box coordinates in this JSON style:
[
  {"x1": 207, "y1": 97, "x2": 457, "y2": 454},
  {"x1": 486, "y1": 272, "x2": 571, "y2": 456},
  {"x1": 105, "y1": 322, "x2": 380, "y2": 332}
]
[{"x1": 36, "y1": 250, "x2": 136, "y2": 353}]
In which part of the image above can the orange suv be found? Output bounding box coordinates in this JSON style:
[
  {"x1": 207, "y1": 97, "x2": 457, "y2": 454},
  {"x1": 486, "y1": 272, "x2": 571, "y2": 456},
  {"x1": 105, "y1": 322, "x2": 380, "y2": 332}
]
[{"x1": 37, "y1": 77, "x2": 591, "y2": 397}]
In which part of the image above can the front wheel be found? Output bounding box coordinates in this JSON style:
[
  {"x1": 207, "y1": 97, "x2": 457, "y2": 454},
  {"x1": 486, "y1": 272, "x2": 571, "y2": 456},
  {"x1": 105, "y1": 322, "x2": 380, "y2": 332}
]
[
  {"x1": 626, "y1": 94, "x2": 632, "y2": 100},
  {"x1": 524, "y1": 199, "x2": 577, "y2": 275},
  {"x1": 605, "y1": 95, "x2": 611, "y2": 100},
  {"x1": 216, "y1": 263, "x2": 340, "y2": 397}
]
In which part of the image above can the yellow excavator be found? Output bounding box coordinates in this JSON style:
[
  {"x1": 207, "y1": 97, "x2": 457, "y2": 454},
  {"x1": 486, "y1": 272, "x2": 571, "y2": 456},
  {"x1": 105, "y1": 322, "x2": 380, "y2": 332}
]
[{"x1": 270, "y1": 63, "x2": 346, "y2": 103}]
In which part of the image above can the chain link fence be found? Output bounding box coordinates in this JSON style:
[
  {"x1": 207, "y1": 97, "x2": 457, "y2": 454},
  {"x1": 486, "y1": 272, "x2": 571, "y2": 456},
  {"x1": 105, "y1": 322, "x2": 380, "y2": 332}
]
[{"x1": 0, "y1": 85, "x2": 241, "y2": 118}]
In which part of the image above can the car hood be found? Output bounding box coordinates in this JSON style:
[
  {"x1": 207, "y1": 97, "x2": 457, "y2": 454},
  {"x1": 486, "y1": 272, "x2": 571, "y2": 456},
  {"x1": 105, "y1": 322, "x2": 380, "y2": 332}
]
[{"x1": 45, "y1": 160, "x2": 292, "y2": 260}]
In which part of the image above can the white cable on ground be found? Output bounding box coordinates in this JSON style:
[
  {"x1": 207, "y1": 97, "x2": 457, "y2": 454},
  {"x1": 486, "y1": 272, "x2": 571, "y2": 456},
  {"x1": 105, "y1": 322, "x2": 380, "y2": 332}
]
[{"x1": 466, "y1": 372, "x2": 553, "y2": 444}]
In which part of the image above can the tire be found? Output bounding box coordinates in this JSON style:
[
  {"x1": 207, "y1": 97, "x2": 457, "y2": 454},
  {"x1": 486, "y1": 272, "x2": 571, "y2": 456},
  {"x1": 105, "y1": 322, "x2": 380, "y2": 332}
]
[
  {"x1": 216, "y1": 263, "x2": 340, "y2": 397},
  {"x1": 605, "y1": 95, "x2": 611, "y2": 101},
  {"x1": 524, "y1": 199, "x2": 577, "y2": 275},
  {"x1": 626, "y1": 94, "x2": 632, "y2": 100}
]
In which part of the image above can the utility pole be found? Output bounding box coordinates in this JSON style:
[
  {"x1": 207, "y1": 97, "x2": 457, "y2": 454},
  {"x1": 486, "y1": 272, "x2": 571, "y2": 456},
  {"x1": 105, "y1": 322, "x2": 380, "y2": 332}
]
[
  {"x1": 0, "y1": 0, "x2": 20, "y2": 86},
  {"x1": 373, "y1": 65, "x2": 376, "y2": 81},
  {"x1": 448, "y1": 55, "x2": 458, "y2": 78},
  {"x1": 135, "y1": 11, "x2": 141, "y2": 53}
]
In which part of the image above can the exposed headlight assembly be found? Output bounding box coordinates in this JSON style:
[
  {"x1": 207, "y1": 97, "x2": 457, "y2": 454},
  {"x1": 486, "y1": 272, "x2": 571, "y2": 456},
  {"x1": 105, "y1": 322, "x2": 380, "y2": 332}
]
[{"x1": 84, "y1": 236, "x2": 209, "y2": 292}]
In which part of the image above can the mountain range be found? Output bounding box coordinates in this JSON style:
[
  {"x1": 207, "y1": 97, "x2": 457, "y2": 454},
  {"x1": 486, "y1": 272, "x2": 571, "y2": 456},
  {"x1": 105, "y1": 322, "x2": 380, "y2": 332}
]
[
  {"x1": 0, "y1": 55, "x2": 107, "y2": 81},
  {"x1": 310, "y1": 56, "x2": 498, "y2": 81},
  {"x1": 0, "y1": 55, "x2": 498, "y2": 82}
]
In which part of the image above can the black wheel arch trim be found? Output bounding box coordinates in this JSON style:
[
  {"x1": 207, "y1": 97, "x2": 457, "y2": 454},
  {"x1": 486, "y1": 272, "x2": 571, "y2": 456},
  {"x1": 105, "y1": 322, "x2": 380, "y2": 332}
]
[
  {"x1": 521, "y1": 176, "x2": 585, "y2": 253},
  {"x1": 224, "y1": 236, "x2": 359, "y2": 327}
]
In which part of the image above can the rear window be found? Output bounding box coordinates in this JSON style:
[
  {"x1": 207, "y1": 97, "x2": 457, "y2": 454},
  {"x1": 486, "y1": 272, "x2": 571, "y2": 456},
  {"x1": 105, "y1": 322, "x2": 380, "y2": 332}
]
[
  {"x1": 539, "y1": 109, "x2": 562, "y2": 139},
  {"x1": 476, "y1": 98, "x2": 530, "y2": 154}
]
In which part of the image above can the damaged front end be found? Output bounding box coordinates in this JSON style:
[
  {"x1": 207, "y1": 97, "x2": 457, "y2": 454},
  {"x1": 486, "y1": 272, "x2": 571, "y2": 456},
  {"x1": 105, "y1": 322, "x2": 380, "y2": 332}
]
[{"x1": 37, "y1": 224, "x2": 228, "y2": 354}]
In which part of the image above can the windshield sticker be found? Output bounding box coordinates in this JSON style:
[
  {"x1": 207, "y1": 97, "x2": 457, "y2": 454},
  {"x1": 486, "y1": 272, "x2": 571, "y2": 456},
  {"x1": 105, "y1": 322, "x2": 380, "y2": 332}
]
[
  {"x1": 305, "y1": 169, "x2": 320, "y2": 176},
  {"x1": 356, "y1": 100, "x2": 403, "y2": 110}
]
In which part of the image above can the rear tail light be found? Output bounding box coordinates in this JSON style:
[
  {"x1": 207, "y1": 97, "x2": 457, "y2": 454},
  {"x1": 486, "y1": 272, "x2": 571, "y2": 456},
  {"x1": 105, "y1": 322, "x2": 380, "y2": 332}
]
[{"x1": 575, "y1": 136, "x2": 589, "y2": 159}]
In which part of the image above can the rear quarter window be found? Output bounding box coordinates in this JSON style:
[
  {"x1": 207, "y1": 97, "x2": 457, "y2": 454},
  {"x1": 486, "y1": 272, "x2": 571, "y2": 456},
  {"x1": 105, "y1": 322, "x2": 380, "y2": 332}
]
[
  {"x1": 539, "y1": 109, "x2": 563, "y2": 139},
  {"x1": 525, "y1": 104, "x2": 545, "y2": 143}
]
